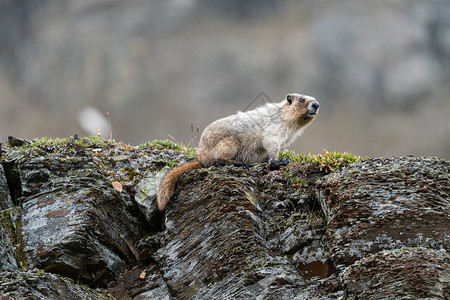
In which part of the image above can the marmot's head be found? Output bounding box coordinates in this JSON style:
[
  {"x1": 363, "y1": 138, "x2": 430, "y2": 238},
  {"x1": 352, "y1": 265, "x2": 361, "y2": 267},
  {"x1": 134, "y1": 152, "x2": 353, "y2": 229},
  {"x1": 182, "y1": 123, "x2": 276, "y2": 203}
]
[{"x1": 283, "y1": 93, "x2": 319, "y2": 127}]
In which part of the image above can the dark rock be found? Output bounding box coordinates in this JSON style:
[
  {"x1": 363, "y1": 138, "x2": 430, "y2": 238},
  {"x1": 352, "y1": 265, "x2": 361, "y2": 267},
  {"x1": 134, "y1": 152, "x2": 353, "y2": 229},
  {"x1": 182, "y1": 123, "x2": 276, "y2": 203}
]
[
  {"x1": 0, "y1": 164, "x2": 13, "y2": 209},
  {"x1": 135, "y1": 233, "x2": 162, "y2": 265},
  {"x1": 22, "y1": 187, "x2": 137, "y2": 286},
  {"x1": 16, "y1": 153, "x2": 148, "y2": 287},
  {"x1": 318, "y1": 157, "x2": 450, "y2": 269},
  {"x1": 8, "y1": 136, "x2": 30, "y2": 147},
  {"x1": 277, "y1": 223, "x2": 315, "y2": 254},
  {"x1": 342, "y1": 247, "x2": 449, "y2": 300},
  {"x1": 1, "y1": 140, "x2": 448, "y2": 299},
  {"x1": 109, "y1": 265, "x2": 173, "y2": 300},
  {"x1": 0, "y1": 208, "x2": 20, "y2": 273},
  {"x1": 0, "y1": 269, "x2": 110, "y2": 299},
  {"x1": 154, "y1": 166, "x2": 309, "y2": 299},
  {"x1": 2, "y1": 156, "x2": 24, "y2": 207}
]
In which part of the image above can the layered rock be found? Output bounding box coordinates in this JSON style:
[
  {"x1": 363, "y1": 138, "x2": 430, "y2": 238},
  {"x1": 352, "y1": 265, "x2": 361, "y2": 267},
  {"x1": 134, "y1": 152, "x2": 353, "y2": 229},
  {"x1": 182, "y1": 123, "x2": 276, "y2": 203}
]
[
  {"x1": 0, "y1": 140, "x2": 448, "y2": 299},
  {"x1": 318, "y1": 157, "x2": 450, "y2": 299}
]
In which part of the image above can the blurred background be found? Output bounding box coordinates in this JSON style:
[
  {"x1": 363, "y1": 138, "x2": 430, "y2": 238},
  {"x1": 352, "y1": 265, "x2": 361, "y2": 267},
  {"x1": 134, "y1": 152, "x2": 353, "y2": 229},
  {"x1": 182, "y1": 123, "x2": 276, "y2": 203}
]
[{"x1": 1, "y1": 0, "x2": 449, "y2": 158}]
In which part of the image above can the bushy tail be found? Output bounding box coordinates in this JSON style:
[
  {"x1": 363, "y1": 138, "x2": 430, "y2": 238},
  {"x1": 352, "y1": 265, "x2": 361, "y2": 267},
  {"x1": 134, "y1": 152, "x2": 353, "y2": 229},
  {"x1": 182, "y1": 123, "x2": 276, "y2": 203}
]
[{"x1": 157, "y1": 161, "x2": 203, "y2": 211}]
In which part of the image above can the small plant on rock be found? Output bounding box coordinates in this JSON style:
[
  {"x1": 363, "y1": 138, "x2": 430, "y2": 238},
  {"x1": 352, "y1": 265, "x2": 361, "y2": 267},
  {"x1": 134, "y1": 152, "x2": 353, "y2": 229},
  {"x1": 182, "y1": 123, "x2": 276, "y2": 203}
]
[{"x1": 280, "y1": 149, "x2": 367, "y2": 173}]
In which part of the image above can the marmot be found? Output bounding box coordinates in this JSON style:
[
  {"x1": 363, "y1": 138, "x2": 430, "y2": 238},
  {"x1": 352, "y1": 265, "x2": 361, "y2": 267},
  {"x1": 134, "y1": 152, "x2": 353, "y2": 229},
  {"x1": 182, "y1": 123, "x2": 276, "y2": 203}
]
[{"x1": 157, "y1": 93, "x2": 319, "y2": 210}]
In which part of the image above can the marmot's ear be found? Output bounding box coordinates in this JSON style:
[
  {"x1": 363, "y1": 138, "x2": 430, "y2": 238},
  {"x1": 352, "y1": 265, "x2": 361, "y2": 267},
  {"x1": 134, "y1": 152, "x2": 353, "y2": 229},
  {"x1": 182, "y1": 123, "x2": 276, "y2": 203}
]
[{"x1": 286, "y1": 94, "x2": 293, "y2": 105}]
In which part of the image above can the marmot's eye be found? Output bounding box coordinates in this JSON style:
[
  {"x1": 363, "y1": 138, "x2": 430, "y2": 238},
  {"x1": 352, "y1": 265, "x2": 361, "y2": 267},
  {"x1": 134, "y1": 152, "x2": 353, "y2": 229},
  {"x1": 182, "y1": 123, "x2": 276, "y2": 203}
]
[{"x1": 298, "y1": 98, "x2": 305, "y2": 103}]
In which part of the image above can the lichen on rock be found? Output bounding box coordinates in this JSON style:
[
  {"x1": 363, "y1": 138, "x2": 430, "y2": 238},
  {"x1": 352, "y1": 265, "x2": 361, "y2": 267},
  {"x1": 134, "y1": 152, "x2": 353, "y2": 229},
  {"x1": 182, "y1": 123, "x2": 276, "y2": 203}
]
[
  {"x1": 341, "y1": 247, "x2": 449, "y2": 299},
  {"x1": 317, "y1": 157, "x2": 450, "y2": 268}
]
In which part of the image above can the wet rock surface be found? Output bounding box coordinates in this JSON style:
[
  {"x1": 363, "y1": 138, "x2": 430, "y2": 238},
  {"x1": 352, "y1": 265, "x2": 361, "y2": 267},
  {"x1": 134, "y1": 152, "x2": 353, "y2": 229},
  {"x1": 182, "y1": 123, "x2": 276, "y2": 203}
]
[
  {"x1": 0, "y1": 164, "x2": 13, "y2": 210},
  {"x1": 318, "y1": 157, "x2": 450, "y2": 299},
  {"x1": 341, "y1": 247, "x2": 449, "y2": 300},
  {"x1": 0, "y1": 138, "x2": 448, "y2": 299},
  {"x1": 317, "y1": 157, "x2": 449, "y2": 268},
  {"x1": 13, "y1": 153, "x2": 152, "y2": 287},
  {"x1": 0, "y1": 269, "x2": 110, "y2": 299},
  {"x1": 154, "y1": 166, "x2": 313, "y2": 299},
  {"x1": 0, "y1": 208, "x2": 20, "y2": 273}
]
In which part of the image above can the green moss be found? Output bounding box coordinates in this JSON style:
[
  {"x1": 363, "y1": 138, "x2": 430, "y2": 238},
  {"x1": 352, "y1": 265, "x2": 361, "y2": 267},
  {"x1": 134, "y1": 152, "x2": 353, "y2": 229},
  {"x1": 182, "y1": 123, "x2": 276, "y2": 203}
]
[
  {"x1": 122, "y1": 167, "x2": 139, "y2": 180},
  {"x1": 0, "y1": 208, "x2": 28, "y2": 271},
  {"x1": 284, "y1": 212, "x2": 307, "y2": 228},
  {"x1": 139, "y1": 139, "x2": 196, "y2": 159},
  {"x1": 140, "y1": 139, "x2": 180, "y2": 150},
  {"x1": 280, "y1": 149, "x2": 367, "y2": 173},
  {"x1": 8, "y1": 136, "x2": 117, "y2": 156}
]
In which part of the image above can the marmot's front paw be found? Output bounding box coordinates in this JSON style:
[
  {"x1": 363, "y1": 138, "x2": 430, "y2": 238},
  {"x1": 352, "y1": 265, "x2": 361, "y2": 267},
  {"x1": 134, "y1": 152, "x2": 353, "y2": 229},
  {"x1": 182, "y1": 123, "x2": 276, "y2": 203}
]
[
  {"x1": 231, "y1": 161, "x2": 250, "y2": 169},
  {"x1": 268, "y1": 157, "x2": 291, "y2": 169}
]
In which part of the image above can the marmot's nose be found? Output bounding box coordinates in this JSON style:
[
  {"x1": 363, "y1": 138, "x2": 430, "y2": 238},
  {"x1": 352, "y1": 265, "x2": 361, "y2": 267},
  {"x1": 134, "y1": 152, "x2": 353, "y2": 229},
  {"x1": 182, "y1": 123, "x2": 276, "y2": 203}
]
[{"x1": 310, "y1": 100, "x2": 320, "y2": 111}]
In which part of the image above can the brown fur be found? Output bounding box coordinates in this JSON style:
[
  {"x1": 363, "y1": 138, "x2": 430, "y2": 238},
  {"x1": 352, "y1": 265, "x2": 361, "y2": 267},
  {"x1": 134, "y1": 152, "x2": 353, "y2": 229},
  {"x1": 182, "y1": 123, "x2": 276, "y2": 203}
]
[{"x1": 157, "y1": 161, "x2": 203, "y2": 210}]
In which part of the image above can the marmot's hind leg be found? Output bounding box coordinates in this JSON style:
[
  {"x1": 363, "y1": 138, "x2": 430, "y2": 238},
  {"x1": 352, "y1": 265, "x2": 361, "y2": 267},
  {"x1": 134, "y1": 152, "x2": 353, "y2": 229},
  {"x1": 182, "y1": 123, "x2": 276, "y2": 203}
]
[{"x1": 210, "y1": 137, "x2": 240, "y2": 162}]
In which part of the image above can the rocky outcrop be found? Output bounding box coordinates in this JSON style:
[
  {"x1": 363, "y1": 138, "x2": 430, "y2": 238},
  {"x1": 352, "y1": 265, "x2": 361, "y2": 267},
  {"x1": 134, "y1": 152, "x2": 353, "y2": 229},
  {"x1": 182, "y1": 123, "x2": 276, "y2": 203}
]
[
  {"x1": 318, "y1": 157, "x2": 449, "y2": 265},
  {"x1": 341, "y1": 247, "x2": 449, "y2": 299},
  {"x1": 154, "y1": 165, "x2": 309, "y2": 299},
  {"x1": 317, "y1": 157, "x2": 450, "y2": 299},
  {"x1": 0, "y1": 138, "x2": 448, "y2": 299}
]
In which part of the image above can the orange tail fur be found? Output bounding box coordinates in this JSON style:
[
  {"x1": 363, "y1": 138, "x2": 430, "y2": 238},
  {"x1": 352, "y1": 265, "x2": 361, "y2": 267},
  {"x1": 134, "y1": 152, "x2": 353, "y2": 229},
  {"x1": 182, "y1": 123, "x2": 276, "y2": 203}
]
[{"x1": 157, "y1": 161, "x2": 203, "y2": 211}]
